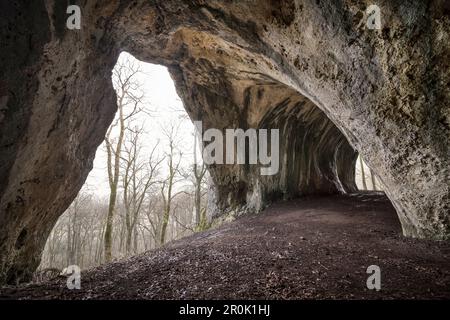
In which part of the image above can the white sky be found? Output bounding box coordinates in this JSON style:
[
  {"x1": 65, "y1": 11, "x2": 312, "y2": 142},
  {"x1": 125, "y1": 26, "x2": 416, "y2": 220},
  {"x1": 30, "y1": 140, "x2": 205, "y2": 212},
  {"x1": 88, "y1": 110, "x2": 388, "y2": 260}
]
[{"x1": 83, "y1": 52, "x2": 196, "y2": 197}]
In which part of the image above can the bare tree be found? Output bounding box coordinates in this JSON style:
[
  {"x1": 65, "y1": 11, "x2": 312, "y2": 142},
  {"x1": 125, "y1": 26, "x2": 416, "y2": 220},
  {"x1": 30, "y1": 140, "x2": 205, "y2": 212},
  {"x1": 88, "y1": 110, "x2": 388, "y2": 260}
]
[
  {"x1": 104, "y1": 57, "x2": 145, "y2": 262},
  {"x1": 122, "y1": 126, "x2": 162, "y2": 255},
  {"x1": 191, "y1": 131, "x2": 208, "y2": 230},
  {"x1": 66, "y1": 192, "x2": 92, "y2": 266},
  {"x1": 40, "y1": 54, "x2": 216, "y2": 271},
  {"x1": 370, "y1": 168, "x2": 377, "y2": 191},
  {"x1": 142, "y1": 193, "x2": 163, "y2": 247},
  {"x1": 359, "y1": 156, "x2": 367, "y2": 190},
  {"x1": 159, "y1": 123, "x2": 185, "y2": 245},
  {"x1": 40, "y1": 191, "x2": 108, "y2": 270}
]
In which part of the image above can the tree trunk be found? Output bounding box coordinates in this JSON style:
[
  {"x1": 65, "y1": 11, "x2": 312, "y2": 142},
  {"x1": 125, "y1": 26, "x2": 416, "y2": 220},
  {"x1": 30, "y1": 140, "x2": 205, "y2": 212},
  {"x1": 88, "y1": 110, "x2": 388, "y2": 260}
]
[
  {"x1": 359, "y1": 156, "x2": 367, "y2": 190},
  {"x1": 104, "y1": 97, "x2": 125, "y2": 262},
  {"x1": 104, "y1": 188, "x2": 117, "y2": 262},
  {"x1": 126, "y1": 226, "x2": 132, "y2": 254},
  {"x1": 195, "y1": 176, "x2": 201, "y2": 226},
  {"x1": 160, "y1": 206, "x2": 170, "y2": 245},
  {"x1": 370, "y1": 168, "x2": 377, "y2": 191}
]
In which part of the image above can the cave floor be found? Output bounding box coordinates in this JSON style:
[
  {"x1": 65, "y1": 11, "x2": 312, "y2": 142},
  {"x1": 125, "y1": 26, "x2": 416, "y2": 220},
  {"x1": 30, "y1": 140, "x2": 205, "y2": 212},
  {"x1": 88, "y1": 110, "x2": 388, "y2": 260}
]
[{"x1": 1, "y1": 193, "x2": 449, "y2": 300}]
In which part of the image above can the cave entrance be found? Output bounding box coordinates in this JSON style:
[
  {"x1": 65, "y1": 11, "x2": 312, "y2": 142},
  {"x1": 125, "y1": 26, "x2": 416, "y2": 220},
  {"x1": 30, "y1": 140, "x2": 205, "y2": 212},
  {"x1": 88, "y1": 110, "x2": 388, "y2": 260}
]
[
  {"x1": 39, "y1": 52, "x2": 208, "y2": 271},
  {"x1": 2, "y1": 0, "x2": 448, "y2": 287},
  {"x1": 35, "y1": 50, "x2": 394, "y2": 280},
  {"x1": 355, "y1": 155, "x2": 382, "y2": 192}
]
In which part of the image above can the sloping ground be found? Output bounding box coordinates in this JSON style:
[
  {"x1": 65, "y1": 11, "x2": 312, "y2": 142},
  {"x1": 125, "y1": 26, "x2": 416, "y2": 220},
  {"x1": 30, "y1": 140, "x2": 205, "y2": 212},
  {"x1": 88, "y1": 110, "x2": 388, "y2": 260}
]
[{"x1": 1, "y1": 193, "x2": 449, "y2": 300}]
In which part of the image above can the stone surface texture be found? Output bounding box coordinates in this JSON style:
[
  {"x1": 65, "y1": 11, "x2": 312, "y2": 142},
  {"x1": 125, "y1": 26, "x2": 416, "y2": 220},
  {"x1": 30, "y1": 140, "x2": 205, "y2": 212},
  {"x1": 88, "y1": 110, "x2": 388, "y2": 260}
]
[{"x1": 0, "y1": 0, "x2": 449, "y2": 284}]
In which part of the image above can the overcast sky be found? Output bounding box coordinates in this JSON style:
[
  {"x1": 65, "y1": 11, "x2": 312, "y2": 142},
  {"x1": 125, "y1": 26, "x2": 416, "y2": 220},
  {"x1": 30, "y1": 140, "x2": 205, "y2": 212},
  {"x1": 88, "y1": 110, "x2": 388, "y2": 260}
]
[{"x1": 83, "y1": 52, "x2": 196, "y2": 197}]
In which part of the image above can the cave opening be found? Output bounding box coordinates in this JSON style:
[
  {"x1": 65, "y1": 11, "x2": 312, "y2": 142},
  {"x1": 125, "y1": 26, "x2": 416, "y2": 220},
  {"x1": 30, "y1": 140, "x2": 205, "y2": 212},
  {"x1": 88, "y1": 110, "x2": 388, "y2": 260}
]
[
  {"x1": 38, "y1": 49, "x2": 390, "y2": 274},
  {"x1": 39, "y1": 52, "x2": 209, "y2": 271},
  {"x1": 355, "y1": 155, "x2": 382, "y2": 192},
  {"x1": 0, "y1": 0, "x2": 448, "y2": 296}
]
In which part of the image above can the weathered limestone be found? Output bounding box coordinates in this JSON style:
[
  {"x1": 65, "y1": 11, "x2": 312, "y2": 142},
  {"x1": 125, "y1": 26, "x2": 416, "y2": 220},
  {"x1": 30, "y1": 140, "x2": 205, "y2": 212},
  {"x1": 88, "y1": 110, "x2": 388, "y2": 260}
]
[{"x1": 0, "y1": 0, "x2": 448, "y2": 284}]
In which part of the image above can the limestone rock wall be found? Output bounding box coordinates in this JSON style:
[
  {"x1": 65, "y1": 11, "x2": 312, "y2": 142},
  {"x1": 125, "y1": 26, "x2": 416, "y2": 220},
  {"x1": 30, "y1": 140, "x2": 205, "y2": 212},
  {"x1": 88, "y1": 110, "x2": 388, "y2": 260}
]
[{"x1": 0, "y1": 0, "x2": 448, "y2": 284}]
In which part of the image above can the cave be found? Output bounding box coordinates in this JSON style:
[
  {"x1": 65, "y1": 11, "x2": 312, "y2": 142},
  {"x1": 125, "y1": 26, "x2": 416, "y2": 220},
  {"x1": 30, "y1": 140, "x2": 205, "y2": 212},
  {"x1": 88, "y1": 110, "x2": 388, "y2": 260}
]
[{"x1": 0, "y1": 0, "x2": 449, "y2": 285}]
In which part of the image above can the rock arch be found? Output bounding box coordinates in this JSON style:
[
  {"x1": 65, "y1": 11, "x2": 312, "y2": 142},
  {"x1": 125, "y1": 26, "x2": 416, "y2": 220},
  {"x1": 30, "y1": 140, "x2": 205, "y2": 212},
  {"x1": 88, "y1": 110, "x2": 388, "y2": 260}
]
[{"x1": 0, "y1": 0, "x2": 448, "y2": 284}]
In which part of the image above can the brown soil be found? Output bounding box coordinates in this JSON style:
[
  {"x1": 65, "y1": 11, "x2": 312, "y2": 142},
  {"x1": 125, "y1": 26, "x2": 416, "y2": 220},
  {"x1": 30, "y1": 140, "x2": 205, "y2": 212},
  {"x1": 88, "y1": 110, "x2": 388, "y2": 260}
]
[{"x1": 1, "y1": 193, "x2": 449, "y2": 300}]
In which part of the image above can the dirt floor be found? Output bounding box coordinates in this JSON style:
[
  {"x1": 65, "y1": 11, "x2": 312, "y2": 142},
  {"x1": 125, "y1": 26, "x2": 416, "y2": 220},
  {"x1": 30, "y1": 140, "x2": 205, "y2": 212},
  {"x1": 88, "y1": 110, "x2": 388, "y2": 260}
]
[{"x1": 1, "y1": 193, "x2": 449, "y2": 300}]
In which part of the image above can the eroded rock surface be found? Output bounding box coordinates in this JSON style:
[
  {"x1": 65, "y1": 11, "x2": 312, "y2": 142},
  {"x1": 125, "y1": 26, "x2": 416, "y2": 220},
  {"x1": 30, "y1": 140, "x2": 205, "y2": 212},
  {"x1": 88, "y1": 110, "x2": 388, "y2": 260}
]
[{"x1": 0, "y1": 0, "x2": 449, "y2": 284}]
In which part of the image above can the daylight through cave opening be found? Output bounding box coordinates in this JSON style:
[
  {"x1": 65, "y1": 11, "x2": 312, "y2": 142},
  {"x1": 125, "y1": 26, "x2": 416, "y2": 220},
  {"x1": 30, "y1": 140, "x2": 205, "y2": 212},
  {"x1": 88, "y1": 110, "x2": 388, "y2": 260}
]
[
  {"x1": 39, "y1": 52, "x2": 207, "y2": 271},
  {"x1": 1, "y1": 0, "x2": 449, "y2": 287},
  {"x1": 40, "y1": 51, "x2": 377, "y2": 273}
]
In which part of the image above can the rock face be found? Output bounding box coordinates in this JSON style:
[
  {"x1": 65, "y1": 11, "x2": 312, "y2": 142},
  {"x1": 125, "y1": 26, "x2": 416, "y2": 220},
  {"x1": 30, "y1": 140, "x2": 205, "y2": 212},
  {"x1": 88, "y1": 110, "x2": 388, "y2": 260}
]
[{"x1": 0, "y1": 0, "x2": 448, "y2": 284}]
